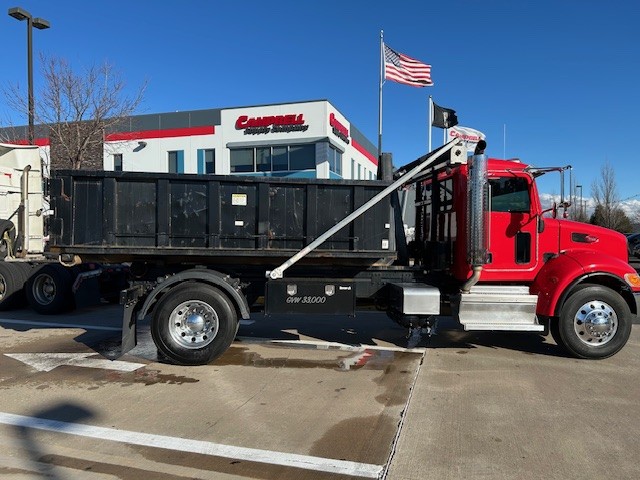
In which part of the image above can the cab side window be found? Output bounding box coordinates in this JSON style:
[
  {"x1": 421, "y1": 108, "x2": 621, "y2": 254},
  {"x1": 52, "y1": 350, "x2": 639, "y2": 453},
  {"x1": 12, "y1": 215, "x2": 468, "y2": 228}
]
[{"x1": 490, "y1": 177, "x2": 530, "y2": 213}]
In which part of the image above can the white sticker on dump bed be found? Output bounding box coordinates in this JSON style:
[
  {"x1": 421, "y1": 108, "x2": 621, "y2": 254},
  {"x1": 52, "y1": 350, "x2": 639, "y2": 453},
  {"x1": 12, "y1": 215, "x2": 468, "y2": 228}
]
[
  {"x1": 232, "y1": 193, "x2": 247, "y2": 206},
  {"x1": 382, "y1": 239, "x2": 389, "y2": 249},
  {"x1": 235, "y1": 220, "x2": 244, "y2": 227}
]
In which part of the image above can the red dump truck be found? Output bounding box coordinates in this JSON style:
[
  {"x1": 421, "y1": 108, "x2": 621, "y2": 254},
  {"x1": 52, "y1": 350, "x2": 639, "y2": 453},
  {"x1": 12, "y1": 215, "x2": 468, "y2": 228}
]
[{"x1": 44, "y1": 139, "x2": 639, "y2": 365}]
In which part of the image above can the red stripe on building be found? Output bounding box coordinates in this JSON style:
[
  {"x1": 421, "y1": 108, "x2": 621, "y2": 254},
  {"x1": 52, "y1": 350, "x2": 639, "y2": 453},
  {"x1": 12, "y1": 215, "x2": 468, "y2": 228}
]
[
  {"x1": 352, "y1": 139, "x2": 378, "y2": 166},
  {"x1": 11, "y1": 138, "x2": 50, "y2": 146},
  {"x1": 105, "y1": 125, "x2": 215, "y2": 142}
]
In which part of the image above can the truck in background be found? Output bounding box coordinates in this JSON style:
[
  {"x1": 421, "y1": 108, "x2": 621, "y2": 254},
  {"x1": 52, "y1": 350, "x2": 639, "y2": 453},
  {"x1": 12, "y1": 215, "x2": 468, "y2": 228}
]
[
  {"x1": 0, "y1": 143, "x2": 127, "y2": 313},
  {"x1": 45, "y1": 139, "x2": 640, "y2": 365}
]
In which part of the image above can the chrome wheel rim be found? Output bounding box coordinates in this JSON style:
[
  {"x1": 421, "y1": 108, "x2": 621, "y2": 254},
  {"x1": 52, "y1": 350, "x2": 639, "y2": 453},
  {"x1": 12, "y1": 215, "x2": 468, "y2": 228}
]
[
  {"x1": 573, "y1": 300, "x2": 618, "y2": 346},
  {"x1": 168, "y1": 300, "x2": 219, "y2": 349}
]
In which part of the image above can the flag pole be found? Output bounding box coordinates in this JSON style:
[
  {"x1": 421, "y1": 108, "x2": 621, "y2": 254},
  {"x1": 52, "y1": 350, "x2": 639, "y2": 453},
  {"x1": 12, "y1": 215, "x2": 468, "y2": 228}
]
[
  {"x1": 378, "y1": 30, "x2": 384, "y2": 163},
  {"x1": 428, "y1": 95, "x2": 432, "y2": 152}
]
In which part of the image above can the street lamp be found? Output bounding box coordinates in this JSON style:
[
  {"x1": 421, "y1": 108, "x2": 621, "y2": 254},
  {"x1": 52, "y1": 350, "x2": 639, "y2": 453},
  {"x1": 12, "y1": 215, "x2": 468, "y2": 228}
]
[{"x1": 8, "y1": 6, "x2": 50, "y2": 145}]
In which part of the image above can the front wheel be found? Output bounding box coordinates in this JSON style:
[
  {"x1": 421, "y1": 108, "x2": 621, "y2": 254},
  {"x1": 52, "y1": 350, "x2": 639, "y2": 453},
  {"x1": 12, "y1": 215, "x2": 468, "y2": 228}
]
[
  {"x1": 151, "y1": 283, "x2": 238, "y2": 365},
  {"x1": 558, "y1": 285, "x2": 632, "y2": 359}
]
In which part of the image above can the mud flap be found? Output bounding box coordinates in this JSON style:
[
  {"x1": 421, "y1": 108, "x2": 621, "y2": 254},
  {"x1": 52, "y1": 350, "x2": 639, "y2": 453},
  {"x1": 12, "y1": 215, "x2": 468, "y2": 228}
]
[{"x1": 121, "y1": 285, "x2": 144, "y2": 354}]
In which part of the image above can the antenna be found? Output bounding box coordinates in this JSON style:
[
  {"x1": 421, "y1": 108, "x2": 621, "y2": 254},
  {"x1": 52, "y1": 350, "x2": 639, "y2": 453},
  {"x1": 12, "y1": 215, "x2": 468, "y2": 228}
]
[{"x1": 503, "y1": 123, "x2": 506, "y2": 158}]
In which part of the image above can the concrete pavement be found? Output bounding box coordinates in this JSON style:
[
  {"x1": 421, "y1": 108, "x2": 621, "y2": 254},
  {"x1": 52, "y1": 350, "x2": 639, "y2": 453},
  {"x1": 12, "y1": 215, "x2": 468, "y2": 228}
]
[
  {"x1": 386, "y1": 325, "x2": 640, "y2": 480},
  {"x1": 1, "y1": 306, "x2": 640, "y2": 479}
]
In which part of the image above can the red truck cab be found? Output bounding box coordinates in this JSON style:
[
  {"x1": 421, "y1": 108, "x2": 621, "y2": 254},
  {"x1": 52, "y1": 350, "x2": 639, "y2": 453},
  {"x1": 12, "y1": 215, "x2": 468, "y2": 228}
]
[{"x1": 415, "y1": 154, "x2": 640, "y2": 359}]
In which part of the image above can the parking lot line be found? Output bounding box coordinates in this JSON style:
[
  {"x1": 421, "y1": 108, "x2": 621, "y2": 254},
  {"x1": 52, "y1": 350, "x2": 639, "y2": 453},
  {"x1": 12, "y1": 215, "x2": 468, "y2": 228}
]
[
  {"x1": 236, "y1": 336, "x2": 426, "y2": 354},
  {"x1": 0, "y1": 412, "x2": 384, "y2": 478}
]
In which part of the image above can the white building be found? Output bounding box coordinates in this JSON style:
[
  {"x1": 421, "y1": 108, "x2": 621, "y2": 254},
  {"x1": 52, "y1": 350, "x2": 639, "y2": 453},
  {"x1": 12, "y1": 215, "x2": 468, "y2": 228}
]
[{"x1": 103, "y1": 100, "x2": 378, "y2": 180}]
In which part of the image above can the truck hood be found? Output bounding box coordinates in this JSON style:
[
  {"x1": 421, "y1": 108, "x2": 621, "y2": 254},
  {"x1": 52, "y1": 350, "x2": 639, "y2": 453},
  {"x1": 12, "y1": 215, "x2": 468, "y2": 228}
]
[{"x1": 558, "y1": 219, "x2": 628, "y2": 263}]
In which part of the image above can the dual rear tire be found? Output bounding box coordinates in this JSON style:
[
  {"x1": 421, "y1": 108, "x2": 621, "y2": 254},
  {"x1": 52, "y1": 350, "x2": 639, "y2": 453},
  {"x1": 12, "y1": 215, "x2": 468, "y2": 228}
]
[
  {"x1": 0, "y1": 263, "x2": 74, "y2": 313},
  {"x1": 0, "y1": 263, "x2": 31, "y2": 309},
  {"x1": 25, "y1": 264, "x2": 74, "y2": 314}
]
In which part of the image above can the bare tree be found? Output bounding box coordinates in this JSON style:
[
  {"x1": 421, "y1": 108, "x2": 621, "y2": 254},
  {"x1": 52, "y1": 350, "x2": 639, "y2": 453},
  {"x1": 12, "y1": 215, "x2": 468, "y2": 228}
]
[
  {"x1": 4, "y1": 55, "x2": 145, "y2": 169},
  {"x1": 570, "y1": 203, "x2": 590, "y2": 223},
  {"x1": 590, "y1": 162, "x2": 627, "y2": 231},
  {"x1": 628, "y1": 208, "x2": 640, "y2": 232}
]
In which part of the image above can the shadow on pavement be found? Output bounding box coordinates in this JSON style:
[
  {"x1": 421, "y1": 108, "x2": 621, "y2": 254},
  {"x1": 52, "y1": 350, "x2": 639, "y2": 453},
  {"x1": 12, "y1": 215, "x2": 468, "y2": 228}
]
[
  {"x1": 430, "y1": 328, "x2": 569, "y2": 358},
  {"x1": 13, "y1": 402, "x2": 96, "y2": 480}
]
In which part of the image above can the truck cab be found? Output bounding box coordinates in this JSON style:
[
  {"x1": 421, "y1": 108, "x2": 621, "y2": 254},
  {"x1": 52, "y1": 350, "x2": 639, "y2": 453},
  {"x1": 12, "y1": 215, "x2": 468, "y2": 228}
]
[{"x1": 413, "y1": 151, "x2": 640, "y2": 359}]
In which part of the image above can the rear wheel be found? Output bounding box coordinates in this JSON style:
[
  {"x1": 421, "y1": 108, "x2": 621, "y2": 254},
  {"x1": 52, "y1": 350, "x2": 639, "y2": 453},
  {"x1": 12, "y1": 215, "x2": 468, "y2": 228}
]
[
  {"x1": 0, "y1": 263, "x2": 28, "y2": 309},
  {"x1": 558, "y1": 285, "x2": 632, "y2": 359},
  {"x1": 26, "y1": 264, "x2": 74, "y2": 314},
  {"x1": 151, "y1": 283, "x2": 238, "y2": 365}
]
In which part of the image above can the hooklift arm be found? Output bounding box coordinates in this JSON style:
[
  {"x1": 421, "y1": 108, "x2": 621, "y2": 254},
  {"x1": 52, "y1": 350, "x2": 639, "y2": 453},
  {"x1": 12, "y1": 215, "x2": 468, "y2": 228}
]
[{"x1": 266, "y1": 139, "x2": 463, "y2": 280}]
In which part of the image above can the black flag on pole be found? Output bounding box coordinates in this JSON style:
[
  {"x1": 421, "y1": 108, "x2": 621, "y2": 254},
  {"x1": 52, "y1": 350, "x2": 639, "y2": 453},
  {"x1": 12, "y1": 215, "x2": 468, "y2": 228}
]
[{"x1": 432, "y1": 102, "x2": 458, "y2": 129}]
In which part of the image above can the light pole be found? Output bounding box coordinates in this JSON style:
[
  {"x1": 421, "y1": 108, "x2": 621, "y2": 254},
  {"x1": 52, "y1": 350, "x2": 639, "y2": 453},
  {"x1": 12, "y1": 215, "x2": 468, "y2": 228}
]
[{"x1": 8, "y1": 6, "x2": 50, "y2": 145}]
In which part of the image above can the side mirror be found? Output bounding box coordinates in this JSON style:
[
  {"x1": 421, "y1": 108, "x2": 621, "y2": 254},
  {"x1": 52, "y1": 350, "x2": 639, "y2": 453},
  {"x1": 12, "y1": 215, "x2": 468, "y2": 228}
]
[{"x1": 541, "y1": 201, "x2": 558, "y2": 219}]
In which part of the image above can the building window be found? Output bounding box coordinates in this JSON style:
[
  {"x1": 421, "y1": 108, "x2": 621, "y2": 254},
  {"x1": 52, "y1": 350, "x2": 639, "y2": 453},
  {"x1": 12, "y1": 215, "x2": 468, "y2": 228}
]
[
  {"x1": 351, "y1": 159, "x2": 355, "y2": 179},
  {"x1": 256, "y1": 147, "x2": 271, "y2": 172},
  {"x1": 198, "y1": 149, "x2": 215, "y2": 174},
  {"x1": 114, "y1": 153, "x2": 123, "y2": 172},
  {"x1": 357, "y1": 164, "x2": 361, "y2": 180},
  {"x1": 168, "y1": 151, "x2": 177, "y2": 173},
  {"x1": 230, "y1": 148, "x2": 254, "y2": 173},
  {"x1": 328, "y1": 145, "x2": 342, "y2": 176},
  {"x1": 204, "y1": 149, "x2": 215, "y2": 174},
  {"x1": 289, "y1": 144, "x2": 315, "y2": 171},
  {"x1": 272, "y1": 146, "x2": 288, "y2": 171},
  {"x1": 230, "y1": 144, "x2": 316, "y2": 173},
  {"x1": 168, "y1": 150, "x2": 184, "y2": 173}
]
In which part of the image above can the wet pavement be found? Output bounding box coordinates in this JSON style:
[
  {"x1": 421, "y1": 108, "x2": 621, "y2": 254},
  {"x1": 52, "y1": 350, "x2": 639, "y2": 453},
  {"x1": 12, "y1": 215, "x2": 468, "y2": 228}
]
[
  {"x1": 1, "y1": 306, "x2": 639, "y2": 479},
  {"x1": 0, "y1": 306, "x2": 426, "y2": 479}
]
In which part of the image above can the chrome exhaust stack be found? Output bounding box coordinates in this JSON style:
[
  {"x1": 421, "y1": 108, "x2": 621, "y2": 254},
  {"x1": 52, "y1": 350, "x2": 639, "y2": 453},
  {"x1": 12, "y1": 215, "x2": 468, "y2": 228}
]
[{"x1": 462, "y1": 142, "x2": 488, "y2": 292}]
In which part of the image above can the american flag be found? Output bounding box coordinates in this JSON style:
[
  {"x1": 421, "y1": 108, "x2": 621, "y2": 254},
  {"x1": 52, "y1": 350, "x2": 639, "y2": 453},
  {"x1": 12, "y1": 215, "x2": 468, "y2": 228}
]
[{"x1": 384, "y1": 44, "x2": 433, "y2": 87}]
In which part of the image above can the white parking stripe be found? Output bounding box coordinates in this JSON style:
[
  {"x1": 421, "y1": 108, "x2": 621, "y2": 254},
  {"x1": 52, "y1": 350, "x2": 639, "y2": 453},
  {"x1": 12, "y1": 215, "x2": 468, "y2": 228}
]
[
  {"x1": 236, "y1": 336, "x2": 426, "y2": 354},
  {"x1": 0, "y1": 412, "x2": 384, "y2": 478},
  {"x1": 5, "y1": 353, "x2": 145, "y2": 372}
]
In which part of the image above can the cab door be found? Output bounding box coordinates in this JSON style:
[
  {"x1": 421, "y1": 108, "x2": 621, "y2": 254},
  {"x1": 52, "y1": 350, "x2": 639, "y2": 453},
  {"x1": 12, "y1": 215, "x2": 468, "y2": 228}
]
[{"x1": 482, "y1": 175, "x2": 540, "y2": 281}]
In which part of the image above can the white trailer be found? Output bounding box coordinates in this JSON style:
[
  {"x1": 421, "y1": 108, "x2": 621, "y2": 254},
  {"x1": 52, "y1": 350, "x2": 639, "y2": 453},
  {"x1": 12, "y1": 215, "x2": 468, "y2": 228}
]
[{"x1": 0, "y1": 143, "x2": 126, "y2": 312}]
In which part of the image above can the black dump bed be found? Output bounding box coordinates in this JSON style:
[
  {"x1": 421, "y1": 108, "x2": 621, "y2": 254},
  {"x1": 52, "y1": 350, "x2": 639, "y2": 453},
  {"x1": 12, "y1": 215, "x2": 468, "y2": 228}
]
[{"x1": 47, "y1": 170, "x2": 397, "y2": 266}]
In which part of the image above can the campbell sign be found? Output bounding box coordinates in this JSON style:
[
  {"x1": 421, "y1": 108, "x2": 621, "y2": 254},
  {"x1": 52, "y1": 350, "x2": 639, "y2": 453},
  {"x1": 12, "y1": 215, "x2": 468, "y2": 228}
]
[
  {"x1": 235, "y1": 114, "x2": 309, "y2": 135},
  {"x1": 329, "y1": 113, "x2": 349, "y2": 144}
]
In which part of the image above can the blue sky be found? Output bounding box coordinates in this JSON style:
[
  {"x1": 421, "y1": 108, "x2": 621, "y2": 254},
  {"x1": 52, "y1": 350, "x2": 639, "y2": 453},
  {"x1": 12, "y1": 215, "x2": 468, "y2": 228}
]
[{"x1": 1, "y1": 0, "x2": 638, "y2": 202}]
